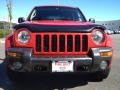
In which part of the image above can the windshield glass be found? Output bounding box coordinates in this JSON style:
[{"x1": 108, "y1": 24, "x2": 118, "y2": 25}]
[{"x1": 28, "y1": 6, "x2": 86, "y2": 21}]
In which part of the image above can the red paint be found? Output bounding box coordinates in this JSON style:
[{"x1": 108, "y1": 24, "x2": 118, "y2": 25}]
[
  {"x1": 105, "y1": 35, "x2": 113, "y2": 47},
  {"x1": 5, "y1": 34, "x2": 13, "y2": 49},
  {"x1": 105, "y1": 34, "x2": 113, "y2": 68}
]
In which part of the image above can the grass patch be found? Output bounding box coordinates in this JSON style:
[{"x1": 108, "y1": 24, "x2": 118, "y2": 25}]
[{"x1": 0, "y1": 29, "x2": 12, "y2": 38}]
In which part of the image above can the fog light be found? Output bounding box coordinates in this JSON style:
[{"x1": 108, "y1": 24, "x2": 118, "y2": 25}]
[
  {"x1": 100, "y1": 51, "x2": 112, "y2": 57},
  {"x1": 100, "y1": 61, "x2": 107, "y2": 70},
  {"x1": 12, "y1": 62, "x2": 22, "y2": 70}
]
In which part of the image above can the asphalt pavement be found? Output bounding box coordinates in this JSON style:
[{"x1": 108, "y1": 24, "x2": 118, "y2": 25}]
[{"x1": 0, "y1": 35, "x2": 120, "y2": 90}]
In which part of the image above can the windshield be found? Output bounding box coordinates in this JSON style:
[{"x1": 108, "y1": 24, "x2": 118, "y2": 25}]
[{"x1": 28, "y1": 6, "x2": 86, "y2": 21}]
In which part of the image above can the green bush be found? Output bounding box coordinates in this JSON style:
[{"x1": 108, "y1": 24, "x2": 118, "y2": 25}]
[{"x1": 0, "y1": 29, "x2": 12, "y2": 38}]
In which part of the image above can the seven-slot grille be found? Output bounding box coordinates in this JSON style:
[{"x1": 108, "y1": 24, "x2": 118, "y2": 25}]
[{"x1": 35, "y1": 33, "x2": 88, "y2": 54}]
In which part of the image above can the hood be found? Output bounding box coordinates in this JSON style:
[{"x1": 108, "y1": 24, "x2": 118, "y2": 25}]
[{"x1": 14, "y1": 20, "x2": 106, "y2": 32}]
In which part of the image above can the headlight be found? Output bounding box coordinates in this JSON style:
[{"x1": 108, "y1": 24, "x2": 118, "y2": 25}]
[
  {"x1": 92, "y1": 29, "x2": 105, "y2": 44},
  {"x1": 17, "y1": 30, "x2": 30, "y2": 44}
]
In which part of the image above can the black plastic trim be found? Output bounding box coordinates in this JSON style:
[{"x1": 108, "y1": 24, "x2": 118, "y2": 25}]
[
  {"x1": 89, "y1": 47, "x2": 113, "y2": 72},
  {"x1": 14, "y1": 23, "x2": 106, "y2": 32}
]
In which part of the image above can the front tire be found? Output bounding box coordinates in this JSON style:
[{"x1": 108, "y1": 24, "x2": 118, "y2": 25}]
[
  {"x1": 92, "y1": 68, "x2": 110, "y2": 81},
  {"x1": 6, "y1": 67, "x2": 25, "y2": 82}
]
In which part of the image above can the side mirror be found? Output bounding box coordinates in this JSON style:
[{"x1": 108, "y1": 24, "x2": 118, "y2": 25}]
[
  {"x1": 18, "y1": 17, "x2": 25, "y2": 23},
  {"x1": 89, "y1": 18, "x2": 95, "y2": 23}
]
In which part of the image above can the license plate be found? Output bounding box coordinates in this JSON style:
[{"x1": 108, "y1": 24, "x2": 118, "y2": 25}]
[{"x1": 52, "y1": 61, "x2": 73, "y2": 72}]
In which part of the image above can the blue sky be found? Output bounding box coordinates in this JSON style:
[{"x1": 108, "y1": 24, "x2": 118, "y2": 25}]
[{"x1": 0, "y1": 0, "x2": 120, "y2": 22}]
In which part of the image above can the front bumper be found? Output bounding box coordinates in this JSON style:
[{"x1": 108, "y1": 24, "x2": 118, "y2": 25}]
[{"x1": 5, "y1": 47, "x2": 113, "y2": 73}]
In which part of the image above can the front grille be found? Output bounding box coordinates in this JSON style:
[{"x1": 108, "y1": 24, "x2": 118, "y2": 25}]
[
  {"x1": 52, "y1": 35, "x2": 57, "y2": 52},
  {"x1": 35, "y1": 33, "x2": 88, "y2": 54}
]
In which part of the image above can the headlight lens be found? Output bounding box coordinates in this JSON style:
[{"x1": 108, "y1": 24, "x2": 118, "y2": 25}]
[
  {"x1": 92, "y1": 30, "x2": 104, "y2": 44},
  {"x1": 17, "y1": 30, "x2": 30, "y2": 44}
]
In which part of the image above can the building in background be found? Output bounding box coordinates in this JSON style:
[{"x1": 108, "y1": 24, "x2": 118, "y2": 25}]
[{"x1": 96, "y1": 20, "x2": 120, "y2": 31}]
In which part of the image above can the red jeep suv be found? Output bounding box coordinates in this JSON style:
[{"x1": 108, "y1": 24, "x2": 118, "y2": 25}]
[{"x1": 5, "y1": 6, "x2": 113, "y2": 81}]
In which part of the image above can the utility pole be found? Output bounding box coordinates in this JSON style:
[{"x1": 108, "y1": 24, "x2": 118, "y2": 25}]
[{"x1": 6, "y1": 0, "x2": 13, "y2": 30}]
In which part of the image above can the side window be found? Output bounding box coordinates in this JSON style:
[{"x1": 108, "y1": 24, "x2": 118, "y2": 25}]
[{"x1": 30, "y1": 10, "x2": 37, "y2": 20}]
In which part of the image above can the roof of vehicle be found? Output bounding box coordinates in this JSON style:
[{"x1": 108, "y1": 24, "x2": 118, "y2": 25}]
[{"x1": 34, "y1": 5, "x2": 78, "y2": 9}]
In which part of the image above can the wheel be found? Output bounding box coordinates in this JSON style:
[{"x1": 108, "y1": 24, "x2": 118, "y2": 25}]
[
  {"x1": 6, "y1": 67, "x2": 25, "y2": 82},
  {"x1": 92, "y1": 68, "x2": 110, "y2": 81}
]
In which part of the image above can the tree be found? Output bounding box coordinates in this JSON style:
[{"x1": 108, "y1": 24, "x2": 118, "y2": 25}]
[{"x1": 6, "y1": 0, "x2": 13, "y2": 30}]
